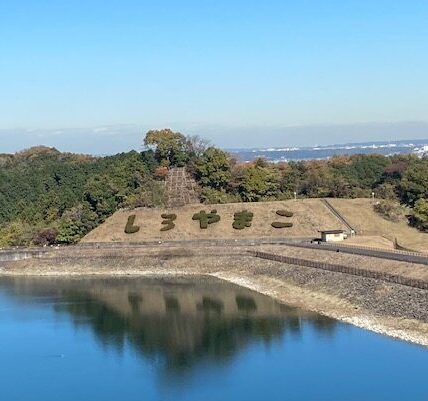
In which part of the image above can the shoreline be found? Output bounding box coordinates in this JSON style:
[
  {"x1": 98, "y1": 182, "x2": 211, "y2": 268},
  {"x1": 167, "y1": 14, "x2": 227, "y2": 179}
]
[
  {"x1": 1, "y1": 246, "x2": 427, "y2": 348},
  {"x1": 210, "y1": 272, "x2": 428, "y2": 348},
  {"x1": 2, "y1": 270, "x2": 427, "y2": 348}
]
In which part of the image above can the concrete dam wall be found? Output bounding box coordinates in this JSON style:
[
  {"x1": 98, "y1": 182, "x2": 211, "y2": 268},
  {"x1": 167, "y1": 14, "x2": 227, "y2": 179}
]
[{"x1": 0, "y1": 249, "x2": 48, "y2": 266}]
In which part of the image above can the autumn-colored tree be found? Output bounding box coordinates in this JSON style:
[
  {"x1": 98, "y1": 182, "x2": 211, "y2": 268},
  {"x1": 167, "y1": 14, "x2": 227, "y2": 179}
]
[{"x1": 144, "y1": 129, "x2": 189, "y2": 167}]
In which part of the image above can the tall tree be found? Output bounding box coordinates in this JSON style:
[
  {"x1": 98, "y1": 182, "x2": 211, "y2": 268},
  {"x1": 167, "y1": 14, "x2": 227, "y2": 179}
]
[
  {"x1": 400, "y1": 158, "x2": 428, "y2": 205},
  {"x1": 238, "y1": 163, "x2": 280, "y2": 201},
  {"x1": 194, "y1": 147, "x2": 232, "y2": 190},
  {"x1": 143, "y1": 129, "x2": 189, "y2": 167}
]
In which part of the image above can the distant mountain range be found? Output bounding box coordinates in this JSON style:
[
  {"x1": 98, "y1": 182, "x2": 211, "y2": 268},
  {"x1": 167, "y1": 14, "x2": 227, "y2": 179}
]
[{"x1": 229, "y1": 139, "x2": 428, "y2": 162}]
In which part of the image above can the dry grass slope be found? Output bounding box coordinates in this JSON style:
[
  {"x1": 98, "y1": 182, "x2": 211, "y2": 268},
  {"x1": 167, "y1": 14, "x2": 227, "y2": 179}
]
[
  {"x1": 82, "y1": 198, "x2": 427, "y2": 252},
  {"x1": 82, "y1": 199, "x2": 348, "y2": 243},
  {"x1": 328, "y1": 198, "x2": 428, "y2": 252}
]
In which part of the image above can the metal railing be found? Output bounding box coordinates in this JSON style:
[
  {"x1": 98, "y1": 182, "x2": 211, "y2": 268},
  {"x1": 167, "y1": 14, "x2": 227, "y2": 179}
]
[{"x1": 321, "y1": 199, "x2": 357, "y2": 234}]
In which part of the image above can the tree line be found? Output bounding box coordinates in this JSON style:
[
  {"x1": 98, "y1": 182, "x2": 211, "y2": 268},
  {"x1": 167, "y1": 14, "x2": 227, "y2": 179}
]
[{"x1": 0, "y1": 129, "x2": 427, "y2": 246}]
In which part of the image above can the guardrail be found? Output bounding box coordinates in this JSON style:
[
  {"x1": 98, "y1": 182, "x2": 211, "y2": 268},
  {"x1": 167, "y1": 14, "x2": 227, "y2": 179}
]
[
  {"x1": 248, "y1": 250, "x2": 428, "y2": 291},
  {"x1": 321, "y1": 199, "x2": 357, "y2": 234},
  {"x1": 318, "y1": 242, "x2": 426, "y2": 257},
  {"x1": 282, "y1": 241, "x2": 428, "y2": 266}
]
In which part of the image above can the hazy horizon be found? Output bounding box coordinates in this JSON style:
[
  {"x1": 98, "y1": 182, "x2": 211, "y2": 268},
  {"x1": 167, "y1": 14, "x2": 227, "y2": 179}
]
[
  {"x1": 1, "y1": 1, "x2": 428, "y2": 152},
  {"x1": 0, "y1": 121, "x2": 427, "y2": 155}
]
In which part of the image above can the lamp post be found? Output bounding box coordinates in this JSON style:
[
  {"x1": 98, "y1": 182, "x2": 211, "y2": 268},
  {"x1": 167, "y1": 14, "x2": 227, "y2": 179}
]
[
  {"x1": 371, "y1": 192, "x2": 375, "y2": 203},
  {"x1": 294, "y1": 191, "x2": 297, "y2": 201}
]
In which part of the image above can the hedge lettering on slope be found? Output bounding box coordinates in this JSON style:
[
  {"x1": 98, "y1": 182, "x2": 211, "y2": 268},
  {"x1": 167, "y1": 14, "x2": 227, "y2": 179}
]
[
  {"x1": 233, "y1": 210, "x2": 254, "y2": 230},
  {"x1": 125, "y1": 215, "x2": 140, "y2": 234},
  {"x1": 161, "y1": 213, "x2": 177, "y2": 231},
  {"x1": 272, "y1": 209, "x2": 294, "y2": 229},
  {"x1": 192, "y1": 209, "x2": 220, "y2": 229},
  {"x1": 276, "y1": 210, "x2": 294, "y2": 217},
  {"x1": 271, "y1": 221, "x2": 293, "y2": 228}
]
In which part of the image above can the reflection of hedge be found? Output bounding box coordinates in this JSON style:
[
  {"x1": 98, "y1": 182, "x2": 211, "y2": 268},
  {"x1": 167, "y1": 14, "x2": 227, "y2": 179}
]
[
  {"x1": 125, "y1": 215, "x2": 140, "y2": 234},
  {"x1": 164, "y1": 296, "x2": 180, "y2": 312},
  {"x1": 236, "y1": 296, "x2": 257, "y2": 312},
  {"x1": 271, "y1": 221, "x2": 293, "y2": 228},
  {"x1": 198, "y1": 297, "x2": 224, "y2": 314},
  {"x1": 276, "y1": 210, "x2": 293, "y2": 217}
]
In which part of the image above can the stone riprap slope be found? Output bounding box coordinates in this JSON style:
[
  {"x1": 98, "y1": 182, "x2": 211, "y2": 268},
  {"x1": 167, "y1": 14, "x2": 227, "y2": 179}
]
[
  {"x1": 164, "y1": 167, "x2": 200, "y2": 207},
  {"x1": 82, "y1": 199, "x2": 348, "y2": 243},
  {"x1": 3, "y1": 244, "x2": 428, "y2": 346}
]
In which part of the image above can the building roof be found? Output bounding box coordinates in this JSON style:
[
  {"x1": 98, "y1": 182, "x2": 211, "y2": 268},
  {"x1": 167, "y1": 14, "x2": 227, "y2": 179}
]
[{"x1": 319, "y1": 230, "x2": 345, "y2": 234}]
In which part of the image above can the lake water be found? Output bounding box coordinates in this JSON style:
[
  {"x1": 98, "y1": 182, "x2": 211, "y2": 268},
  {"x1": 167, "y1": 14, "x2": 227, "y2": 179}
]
[{"x1": 0, "y1": 276, "x2": 427, "y2": 401}]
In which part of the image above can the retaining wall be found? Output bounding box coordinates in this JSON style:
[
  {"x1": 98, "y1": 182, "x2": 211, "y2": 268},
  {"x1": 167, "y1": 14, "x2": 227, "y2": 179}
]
[{"x1": 249, "y1": 250, "x2": 428, "y2": 290}]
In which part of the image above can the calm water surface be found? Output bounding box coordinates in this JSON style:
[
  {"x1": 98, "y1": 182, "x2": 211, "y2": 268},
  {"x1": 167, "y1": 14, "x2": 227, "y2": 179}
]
[{"x1": 0, "y1": 276, "x2": 427, "y2": 401}]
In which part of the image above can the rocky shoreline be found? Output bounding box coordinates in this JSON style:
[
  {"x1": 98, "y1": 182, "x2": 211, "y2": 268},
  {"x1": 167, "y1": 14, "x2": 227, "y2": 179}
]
[{"x1": 1, "y1": 245, "x2": 427, "y2": 347}]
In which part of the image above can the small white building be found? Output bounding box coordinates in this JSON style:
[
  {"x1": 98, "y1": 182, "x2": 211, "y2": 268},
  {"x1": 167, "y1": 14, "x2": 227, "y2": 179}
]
[{"x1": 319, "y1": 230, "x2": 346, "y2": 242}]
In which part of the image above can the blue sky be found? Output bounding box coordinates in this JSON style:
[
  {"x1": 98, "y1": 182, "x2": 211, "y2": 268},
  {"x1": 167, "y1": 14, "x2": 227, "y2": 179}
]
[{"x1": 1, "y1": 1, "x2": 427, "y2": 152}]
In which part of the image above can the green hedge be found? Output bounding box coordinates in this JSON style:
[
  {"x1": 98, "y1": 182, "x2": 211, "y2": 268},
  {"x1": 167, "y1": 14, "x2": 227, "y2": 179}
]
[
  {"x1": 192, "y1": 210, "x2": 220, "y2": 229},
  {"x1": 161, "y1": 213, "x2": 177, "y2": 220},
  {"x1": 233, "y1": 210, "x2": 253, "y2": 230},
  {"x1": 271, "y1": 221, "x2": 293, "y2": 228},
  {"x1": 124, "y1": 215, "x2": 140, "y2": 234},
  {"x1": 160, "y1": 213, "x2": 177, "y2": 231},
  {"x1": 276, "y1": 210, "x2": 293, "y2": 217}
]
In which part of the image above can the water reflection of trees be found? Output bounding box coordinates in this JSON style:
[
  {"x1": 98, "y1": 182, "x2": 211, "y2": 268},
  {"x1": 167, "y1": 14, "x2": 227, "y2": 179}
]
[
  {"x1": 0, "y1": 277, "x2": 338, "y2": 372},
  {"x1": 55, "y1": 293, "x2": 292, "y2": 371}
]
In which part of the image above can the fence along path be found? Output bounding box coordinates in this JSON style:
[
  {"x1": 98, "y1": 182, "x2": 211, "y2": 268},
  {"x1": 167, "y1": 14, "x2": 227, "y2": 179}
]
[
  {"x1": 319, "y1": 241, "x2": 426, "y2": 257},
  {"x1": 283, "y1": 241, "x2": 428, "y2": 266},
  {"x1": 249, "y1": 250, "x2": 428, "y2": 291}
]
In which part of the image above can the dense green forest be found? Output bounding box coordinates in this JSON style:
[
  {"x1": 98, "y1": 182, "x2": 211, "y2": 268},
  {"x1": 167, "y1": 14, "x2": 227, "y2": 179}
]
[{"x1": 1, "y1": 129, "x2": 427, "y2": 246}]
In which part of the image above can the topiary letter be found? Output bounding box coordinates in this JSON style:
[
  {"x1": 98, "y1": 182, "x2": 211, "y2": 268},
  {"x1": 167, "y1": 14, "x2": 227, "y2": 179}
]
[
  {"x1": 192, "y1": 210, "x2": 220, "y2": 229},
  {"x1": 276, "y1": 210, "x2": 293, "y2": 217},
  {"x1": 125, "y1": 215, "x2": 140, "y2": 234},
  {"x1": 271, "y1": 222, "x2": 293, "y2": 228},
  {"x1": 161, "y1": 213, "x2": 177, "y2": 231},
  {"x1": 233, "y1": 210, "x2": 254, "y2": 230}
]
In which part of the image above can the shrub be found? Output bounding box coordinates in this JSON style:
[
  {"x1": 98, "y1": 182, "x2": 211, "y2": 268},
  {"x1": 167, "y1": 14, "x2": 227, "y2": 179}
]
[
  {"x1": 200, "y1": 187, "x2": 240, "y2": 204},
  {"x1": 0, "y1": 221, "x2": 35, "y2": 247},
  {"x1": 33, "y1": 228, "x2": 58, "y2": 246},
  {"x1": 373, "y1": 200, "x2": 405, "y2": 222},
  {"x1": 124, "y1": 215, "x2": 140, "y2": 234},
  {"x1": 123, "y1": 180, "x2": 167, "y2": 209},
  {"x1": 192, "y1": 210, "x2": 220, "y2": 229},
  {"x1": 56, "y1": 205, "x2": 99, "y2": 244},
  {"x1": 160, "y1": 213, "x2": 177, "y2": 231},
  {"x1": 232, "y1": 210, "x2": 253, "y2": 230},
  {"x1": 276, "y1": 210, "x2": 293, "y2": 217},
  {"x1": 271, "y1": 222, "x2": 293, "y2": 228},
  {"x1": 375, "y1": 183, "x2": 398, "y2": 200},
  {"x1": 153, "y1": 166, "x2": 169, "y2": 180},
  {"x1": 160, "y1": 223, "x2": 175, "y2": 231},
  {"x1": 411, "y1": 198, "x2": 428, "y2": 232},
  {"x1": 161, "y1": 213, "x2": 177, "y2": 220}
]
